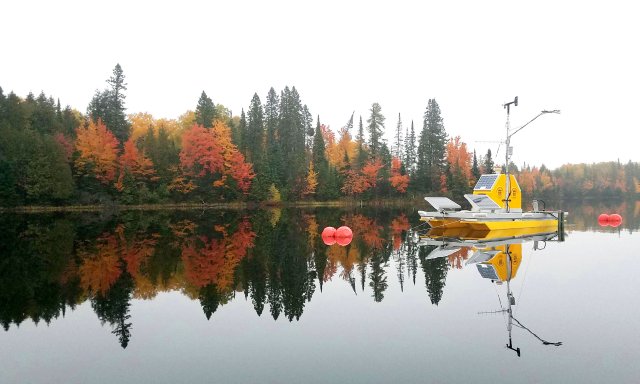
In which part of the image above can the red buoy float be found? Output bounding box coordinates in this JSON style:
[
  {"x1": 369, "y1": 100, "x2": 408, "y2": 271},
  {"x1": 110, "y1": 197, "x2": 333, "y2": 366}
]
[
  {"x1": 609, "y1": 214, "x2": 622, "y2": 228},
  {"x1": 597, "y1": 214, "x2": 610, "y2": 226},
  {"x1": 335, "y1": 226, "x2": 353, "y2": 239},
  {"x1": 321, "y1": 227, "x2": 337, "y2": 245},
  {"x1": 336, "y1": 236, "x2": 353, "y2": 246}
]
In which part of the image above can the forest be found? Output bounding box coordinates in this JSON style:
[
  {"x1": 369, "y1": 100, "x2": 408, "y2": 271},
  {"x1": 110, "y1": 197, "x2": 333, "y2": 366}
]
[{"x1": 1, "y1": 64, "x2": 639, "y2": 207}]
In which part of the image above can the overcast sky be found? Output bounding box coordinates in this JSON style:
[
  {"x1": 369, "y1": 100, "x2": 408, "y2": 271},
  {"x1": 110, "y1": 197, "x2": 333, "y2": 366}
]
[{"x1": 2, "y1": 0, "x2": 638, "y2": 169}]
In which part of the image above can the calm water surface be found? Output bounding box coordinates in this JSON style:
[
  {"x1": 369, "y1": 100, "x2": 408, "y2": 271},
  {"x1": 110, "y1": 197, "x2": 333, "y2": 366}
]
[{"x1": 1, "y1": 202, "x2": 639, "y2": 383}]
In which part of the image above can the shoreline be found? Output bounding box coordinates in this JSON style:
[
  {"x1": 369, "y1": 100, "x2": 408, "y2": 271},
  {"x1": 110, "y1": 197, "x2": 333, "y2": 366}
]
[{"x1": 0, "y1": 199, "x2": 420, "y2": 213}]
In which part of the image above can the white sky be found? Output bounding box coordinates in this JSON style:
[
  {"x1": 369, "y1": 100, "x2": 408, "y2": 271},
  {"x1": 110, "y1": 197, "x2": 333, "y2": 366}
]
[{"x1": 2, "y1": 0, "x2": 638, "y2": 169}]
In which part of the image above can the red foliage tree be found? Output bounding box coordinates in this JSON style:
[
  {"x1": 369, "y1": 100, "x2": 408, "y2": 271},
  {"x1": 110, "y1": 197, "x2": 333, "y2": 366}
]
[{"x1": 178, "y1": 122, "x2": 255, "y2": 194}]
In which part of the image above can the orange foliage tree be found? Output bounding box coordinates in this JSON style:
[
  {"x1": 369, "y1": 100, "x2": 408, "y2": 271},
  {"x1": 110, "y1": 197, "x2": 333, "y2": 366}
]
[
  {"x1": 176, "y1": 122, "x2": 255, "y2": 194},
  {"x1": 116, "y1": 137, "x2": 157, "y2": 191},
  {"x1": 389, "y1": 157, "x2": 410, "y2": 193},
  {"x1": 75, "y1": 119, "x2": 120, "y2": 184},
  {"x1": 181, "y1": 219, "x2": 255, "y2": 290},
  {"x1": 341, "y1": 158, "x2": 384, "y2": 195},
  {"x1": 446, "y1": 136, "x2": 472, "y2": 180},
  {"x1": 78, "y1": 234, "x2": 122, "y2": 295}
]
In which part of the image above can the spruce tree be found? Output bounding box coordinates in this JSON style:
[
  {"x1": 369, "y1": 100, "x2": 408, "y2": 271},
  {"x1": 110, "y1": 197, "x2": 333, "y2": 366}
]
[
  {"x1": 88, "y1": 64, "x2": 130, "y2": 145},
  {"x1": 238, "y1": 108, "x2": 247, "y2": 155},
  {"x1": 264, "y1": 87, "x2": 282, "y2": 187},
  {"x1": 246, "y1": 93, "x2": 264, "y2": 164},
  {"x1": 366, "y1": 102, "x2": 385, "y2": 158},
  {"x1": 106, "y1": 64, "x2": 129, "y2": 143},
  {"x1": 415, "y1": 99, "x2": 447, "y2": 192},
  {"x1": 393, "y1": 112, "x2": 403, "y2": 159},
  {"x1": 472, "y1": 149, "x2": 482, "y2": 181},
  {"x1": 404, "y1": 120, "x2": 416, "y2": 176},
  {"x1": 195, "y1": 91, "x2": 216, "y2": 128},
  {"x1": 277, "y1": 86, "x2": 306, "y2": 193},
  {"x1": 355, "y1": 116, "x2": 368, "y2": 170},
  {"x1": 483, "y1": 148, "x2": 495, "y2": 173}
]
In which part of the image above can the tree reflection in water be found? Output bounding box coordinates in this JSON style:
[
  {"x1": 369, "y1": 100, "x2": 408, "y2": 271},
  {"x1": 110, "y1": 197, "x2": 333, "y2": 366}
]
[{"x1": 2, "y1": 203, "x2": 633, "y2": 348}]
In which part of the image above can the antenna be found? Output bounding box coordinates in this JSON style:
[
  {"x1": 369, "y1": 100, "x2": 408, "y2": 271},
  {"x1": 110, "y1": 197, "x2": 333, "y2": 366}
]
[{"x1": 503, "y1": 96, "x2": 518, "y2": 115}]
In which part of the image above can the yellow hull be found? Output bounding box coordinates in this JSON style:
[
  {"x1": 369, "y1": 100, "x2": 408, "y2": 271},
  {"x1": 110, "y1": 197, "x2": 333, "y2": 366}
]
[
  {"x1": 468, "y1": 219, "x2": 558, "y2": 231},
  {"x1": 422, "y1": 219, "x2": 558, "y2": 240}
]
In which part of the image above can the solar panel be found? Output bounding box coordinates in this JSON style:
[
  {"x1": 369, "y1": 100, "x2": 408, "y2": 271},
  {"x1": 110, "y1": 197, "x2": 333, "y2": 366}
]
[
  {"x1": 477, "y1": 264, "x2": 499, "y2": 280},
  {"x1": 464, "y1": 194, "x2": 502, "y2": 210},
  {"x1": 474, "y1": 174, "x2": 499, "y2": 190},
  {"x1": 424, "y1": 197, "x2": 461, "y2": 211}
]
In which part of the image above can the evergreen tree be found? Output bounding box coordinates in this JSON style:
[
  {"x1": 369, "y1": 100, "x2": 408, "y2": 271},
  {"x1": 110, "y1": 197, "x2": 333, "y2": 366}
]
[
  {"x1": 238, "y1": 108, "x2": 247, "y2": 155},
  {"x1": 356, "y1": 115, "x2": 367, "y2": 169},
  {"x1": 195, "y1": 91, "x2": 216, "y2": 128},
  {"x1": 404, "y1": 120, "x2": 416, "y2": 176},
  {"x1": 369, "y1": 250, "x2": 388, "y2": 302},
  {"x1": 312, "y1": 117, "x2": 327, "y2": 170},
  {"x1": 415, "y1": 99, "x2": 447, "y2": 192},
  {"x1": 393, "y1": 112, "x2": 403, "y2": 159},
  {"x1": 419, "y1": 246, "x2": 448, "y2": 305},
  {"x1": 303, "y1": 105, "x2": 314, "y2": 150},
  {"x1": 264, "y1": 87, "x2": 282, "y2": 187},
  {"x1": 312, "y1": 117, "x2": 331, "y2": 199},
  {"x1": 106, "y1": 64, "x2": 129, "y2": 143},
  {"x1": 472, "y1": 149, "x2": 482, "y2": 180},
  {"x1": 277, "y1": 86, "x2": 306, "y2": 194},
  {"x1": 366, "y1": 102, "x2": 385, "y2": 158},
  {"x1": 0, "y1": 86, "x2": 6, "y2": 124},
  {"x1": 87, "y1": 64, "x2": 130, "y2": 144},
  {"x1": 483, "y1": 149, "x2": 495, "y2": 173},
  {"x1": 91, "y1": 268, "x2": 134, "y2": 349},
  {"x1": 246, "y1": 93, "x2": 264, "y2": 164}
]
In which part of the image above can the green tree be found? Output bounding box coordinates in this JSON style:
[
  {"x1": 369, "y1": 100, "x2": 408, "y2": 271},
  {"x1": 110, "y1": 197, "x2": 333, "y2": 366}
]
[
  {"x1": 87, "y1": 64, "x2": 130, "y2": 144},
  {"x1": 246, "y1": 93, "x2": 264, "y2": 164},
  {"x1": 404, "y1": 120, "x2": 416, "y2": 177},
  {"x1": 393, "y1": 113, "x2": 403, "y2": 159},
  {"x1": 195, "y1": 91, "x2": 216, "y2": 128},
  {"x1": 91, "y1": 268, "x2": 134, "y2": 349},
  {"x1": 415, "y1": 99, "x2": 447, "y2": 192},
  {"x1": 356, "y1": 115, "x2": 367, "y2": 170},
  {"x1": 419, "y1": 246, "x2": 448, "y2": 305},
  {"x1": 238, "y1": 108, "x2": 247, "y2": 155},
  {"x1": 483, "y1": 148, "x2": 495, "y2": 173},
  {"x1": 472, "y1": 149, "x2": 482, "y2": 181},
  {"x1": 366, "y1": 102, "x2": 385, "y2": 158},
  {"x1": 277, "y1": 86, "x2": 306, "y2": 195}
]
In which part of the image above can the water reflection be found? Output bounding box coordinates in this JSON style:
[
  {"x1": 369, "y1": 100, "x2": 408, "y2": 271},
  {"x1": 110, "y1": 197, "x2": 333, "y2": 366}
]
[
  {"x1": 417, "y1": 229, "x2": 565, "y2": 356},
  {"x1": 0, "y1": 203, "x2": 637, "y2": 349}
]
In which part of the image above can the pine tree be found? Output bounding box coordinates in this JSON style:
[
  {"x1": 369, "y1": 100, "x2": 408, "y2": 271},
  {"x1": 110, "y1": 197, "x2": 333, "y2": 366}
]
[
  {"x1": 472, "y1": 149, "x2": 482, "y2": 181},
  {"x1": 312, "y1": 117, "x2": 330, "y2": 199},
  {"x1": 404, "y1": 120, "x2": 416, "y2": 176},
  {"x1": 238, "y1": 108, "x2": 247, "y2": 155},
  {"x1": 106, "y1": 64, "x2": 129, "y2": 143},
  {"x1": 277, "y1": 86, "x2": 306, "y2": 193},
  {"x1": 415, "y1": 99, "x2": 447, "y2": 192},
  {"x1": 195, "y1": 91, "x2": 216, "y2": 128},
  {"x1": 393, "y1": 113, "x2": 403, "y2": 159},
  {"x1": 483, "y1": 148, "x2": 495, "y2": 173},
  {"x1": 264, "y1": 87, "x2": 282, "y2": 187},
  {"x1": 246, "y1": 93, "x2": 264, "y2": 164},
  {"x1": 366, "y1": 102, "x2": 385, "y2": 158},
  {"x1": 356, "y1": 116, "x2": 367, "y2": 169},
  {"x1": 87, "y1": 64, "x2": 130, "y2": 145}
]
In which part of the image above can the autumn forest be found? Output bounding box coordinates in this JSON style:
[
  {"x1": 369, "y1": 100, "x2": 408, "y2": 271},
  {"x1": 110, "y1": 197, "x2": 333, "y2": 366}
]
[{"x1": 1, "y1": 64, "x2": 639, "y2": 207}]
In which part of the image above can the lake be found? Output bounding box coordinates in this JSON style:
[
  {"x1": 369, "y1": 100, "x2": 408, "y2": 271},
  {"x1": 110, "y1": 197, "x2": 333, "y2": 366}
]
[{"x1": 1, "y1": 201, "x2": 639, "y2": 383}]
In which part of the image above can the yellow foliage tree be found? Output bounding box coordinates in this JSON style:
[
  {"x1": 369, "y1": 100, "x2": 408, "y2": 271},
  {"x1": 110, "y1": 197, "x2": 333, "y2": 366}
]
[{"x1": 302, "y1": 161, "x2": 319, "y2": 196}]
